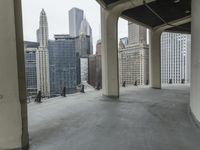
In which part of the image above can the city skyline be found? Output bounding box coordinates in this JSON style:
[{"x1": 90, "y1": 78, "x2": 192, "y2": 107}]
[{"x1": 22, "y1": 0, "x2": 128, "y2": 51}]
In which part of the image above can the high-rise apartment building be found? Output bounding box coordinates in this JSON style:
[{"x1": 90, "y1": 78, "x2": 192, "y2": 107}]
[
  {"x1": 69, "y1": 8, "x2": 84, "y2": 37},
  {"x1": 36, "y1": 9, "x2": 50, "y2": 97},
  {"x1": 161, "y1": 32, "x2": 191, "y2": 84},
  {"x1": 48, "y1": 35, "x2": 77, "y2": 96},
  {"x1": 119, "y1": 22, "x2": 149, "y2": 85}
]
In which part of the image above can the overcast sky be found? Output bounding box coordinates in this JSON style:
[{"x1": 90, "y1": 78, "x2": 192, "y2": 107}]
[{"x1": 22, "y1": 0, "x2": 128, "y2": 52}]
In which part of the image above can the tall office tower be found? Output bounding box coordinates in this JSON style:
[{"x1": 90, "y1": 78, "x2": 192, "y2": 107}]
[
  {"x1": 88, "y1": 40, "x2": 102, "y2": 88},
  {"x1": 78, "y1": 32, "x2": 91, "y2": 56},
  {"x1": 119, "y1": 22, "x2": 149, "y2": 85},
  {"x1": 128, "y1": 22, "x2": 147, "y2": 45},
  {"x1": 75, "y1": 33, "x2": 91, "y2": 84},
  {"x1": 48, "y1": 35, "x2": 77, "y2": 97},
  {"x1": 69, "y1": 8, "x2": 84, "y2": 37},
  {"x1": 24, "y1": 41, "x2": 39, "y2": 100},
  {"x1": 36, "y1": 9, "x2": 50, "y2": 97},
  {"x1": 79, "y1": 18, "x2": 93, "y2": 54},
  {"x1": 161, "y1": 32, "x2": 191, "y2": 84},
  {"x1": 96, "y1": 40, "x2": 102, "y2": 55}
]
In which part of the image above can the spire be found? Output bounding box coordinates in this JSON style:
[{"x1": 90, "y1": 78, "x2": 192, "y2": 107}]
[
  {"x1": 41, "y1": 9, "x2": 46, "y2": 15},
  {"x1": 38, "y1": 8, "x2": 49, "y2": 48}
]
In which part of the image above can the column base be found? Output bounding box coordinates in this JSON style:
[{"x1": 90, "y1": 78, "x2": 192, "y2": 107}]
[
  {"x1": 102, "y1": 95, "x2": 119, "y2": 99},
  {"x1": 188, "y1": 106, "x2": 200, "y2": 129},
  {"x1": 7, "y1": 144, "x2": 29, "y2": 150}
]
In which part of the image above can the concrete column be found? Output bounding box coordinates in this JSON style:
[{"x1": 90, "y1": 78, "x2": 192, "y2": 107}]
[
  {"x1": 0, "y1": 0, "x2": 29, "y2": 149},
  {"x1": 190, "y1": 0, "x2": 200, "y2": 122},
  {"x1": 101, "y1": 8, "x2": 119, "y2": 97},
  {"x1": 149, "y1": 30, "x2": 162, "y2": 89}
]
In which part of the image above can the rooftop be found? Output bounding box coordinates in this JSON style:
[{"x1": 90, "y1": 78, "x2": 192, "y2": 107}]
[{"x1": 28, "y1": 85, "x2": 200, "y2": 150}]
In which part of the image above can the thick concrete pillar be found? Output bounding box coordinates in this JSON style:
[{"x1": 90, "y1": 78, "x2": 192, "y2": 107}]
[
  {"x1": 0, "y1": 0, "x2": 29, "y2": 149},
  {"x1": 149, "y1": 30, "x2": 162, "y2": 89},
  {"x1": 190, "y1": 0, "x2": 200, "y2": 122},
  {"x1": 101, "y1": 8, "x2": 119, "y2": 97}
]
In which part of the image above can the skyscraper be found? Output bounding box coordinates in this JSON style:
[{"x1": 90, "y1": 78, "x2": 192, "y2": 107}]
[
  {"x1": 48, "y1": 35, "x2": 77, "y2": 96},
  {"x1": 119, "y1": 22, "x2": 149, "y2": 85},
  {"x1": 161, "y1": 32, "x2": 191, "y2": 84},
  {"x1": 128, "y1": 22, "x2": 147, "y2": 45},
  {"x1": 37, "y1": 9, "x2": 48, "y2": 48},
  {"x1": 24, "y1": 41, "x2": 39, "y2": 100},
  {"x1": 79, "y1": 18, "x2": 93, "y2": 54},
  {"x1": 69, "y1": 7, "x2": 93, "y2": 85},
  {"x1": 88, "y1": 40, "x2": 102, "y2": 88},
  {"x1": 36, "y1": 9, "x2": 50, "y2": 97},
  {"x1": 69, "y1": 8, "x2": 84, "y2": 37}
]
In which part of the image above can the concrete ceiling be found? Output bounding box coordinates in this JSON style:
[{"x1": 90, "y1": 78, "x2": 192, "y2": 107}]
[
  {"x1": 166, "y1": 22, "x2": 191, "y2": 33},
  {"x1": 97, "y1": 0, "x2": 191, "y2": 33},
  {"x1": 103, "y1": 0, "x2": 120, "y2": 5}
]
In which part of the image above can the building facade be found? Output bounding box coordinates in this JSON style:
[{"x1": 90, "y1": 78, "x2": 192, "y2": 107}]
[
  {"x1": 69, "y1": 8, "x2": 84, "y2": 37},
  {"x1": 36, "y1": 9, "x2": 50, "y2": 97},
  {"x1": 24, "y1": 41, "x2": 39, "y2": 100},
  {"x1": 128, "y1": 22, "x2": 147, "y2": 45},
  {"x1": 48, "y1": 35, "x2": 77, "y2": 97},
  {"x1": 161, "y1": 32, "x2": 191, "y2": 84},
  {"x1": 119, "y1": 22, "x2": 149, "y2": 86},
  {"x1": 96, "y1": 40, "x2": 102, "y2": 55},
  {"x1": 119, "y1": 44, "x2": 149, "y2": 85},
  {"x1": 80, "y1": 58, "x2": 89, "y2": 82},
  {"x1": 88, "y1": 40, "x2": 102, "y2": 88},
  {"x1": 79, "y1": 18, "x2": 93, "y2": 54},
  {"x1": 88, "y1": 55, "x2": 102, "y2": 88}
]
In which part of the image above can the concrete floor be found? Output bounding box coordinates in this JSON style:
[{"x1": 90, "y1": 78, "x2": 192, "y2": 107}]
[{"x1": 28, "y1": 85, "x2": 200, "y2": 150}]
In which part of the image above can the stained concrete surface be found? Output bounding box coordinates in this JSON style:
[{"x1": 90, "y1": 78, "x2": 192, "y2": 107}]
[{"x1": 28, "y1": 85, "x2": 200, "y2": 150}]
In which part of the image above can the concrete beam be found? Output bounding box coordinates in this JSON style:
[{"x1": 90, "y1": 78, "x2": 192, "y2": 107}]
[
  {"x1": 120, "y1": 14, "x2": 153, "y2": 29},
  {"x1": 0, "y1": 0, "x2": 29, "y2": 149},
  {"x1": 153, "y1": 16, "x2": 191, "y2": 31}
]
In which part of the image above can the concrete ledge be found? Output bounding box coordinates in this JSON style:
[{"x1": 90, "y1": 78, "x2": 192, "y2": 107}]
[{"x1": 188, "y1": 106, "x2": 200, "y2": 129}]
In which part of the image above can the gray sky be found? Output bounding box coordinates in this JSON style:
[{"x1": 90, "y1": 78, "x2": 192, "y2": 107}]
[{"x1": 22, "y1": 0, "x2": 128, "y2": 52}]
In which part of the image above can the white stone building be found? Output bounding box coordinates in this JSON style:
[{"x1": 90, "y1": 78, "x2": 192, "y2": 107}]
[
  {"x1": 119, "y1": 22, "x2": 149, "y2": 85},
  {"x1": 36, "y1": 9, "x2": 50, "y2": 97},
  {"x1": 161, "y1": 32, "x2": 191, "y2": 84}
]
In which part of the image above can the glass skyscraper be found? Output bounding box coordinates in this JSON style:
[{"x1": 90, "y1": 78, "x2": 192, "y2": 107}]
[
  {"x1": 24, "y1": 41, "x2": 39, "y2": 100},
  {"x1": 69, "y1": 8, "x2": 84, "y2": 37},
  {"x1": 48, "y1": 35, "x2": 77, "y2": 97}
]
